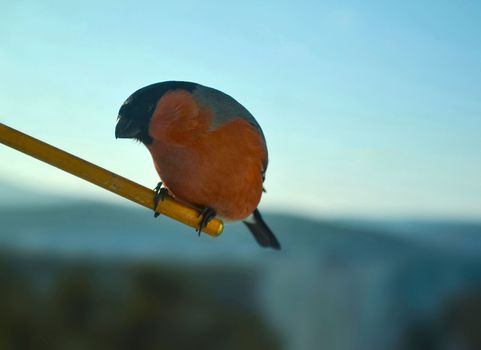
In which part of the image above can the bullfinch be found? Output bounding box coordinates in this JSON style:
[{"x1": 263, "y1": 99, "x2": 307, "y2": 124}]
[{"x1": 115, "y1": 81, "x2": 280, "y2": 249}]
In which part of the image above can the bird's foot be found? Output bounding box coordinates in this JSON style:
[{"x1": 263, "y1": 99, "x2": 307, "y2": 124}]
[
  {"x1": 153, "y1": 182, "x2": 169, "y2": 218},
  {"x1": 197, "y1": 207, "x2": 216, "y2": 235}
]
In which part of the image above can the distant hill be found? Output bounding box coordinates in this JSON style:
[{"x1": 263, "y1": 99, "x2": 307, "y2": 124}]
[
  {"x1": 0, "y1": 175, "x2": 481, "y2": 258},
  {"x1": 0, "y1": 197, "x2": 480, "y2": 262},
  {"x1": 0, "y1": 179, "x2": 66, "y2": 206}
]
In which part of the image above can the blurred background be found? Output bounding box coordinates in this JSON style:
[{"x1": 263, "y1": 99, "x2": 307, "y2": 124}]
[{"x1": 1, "y1": 1, "x2": 481, "y2": 349}]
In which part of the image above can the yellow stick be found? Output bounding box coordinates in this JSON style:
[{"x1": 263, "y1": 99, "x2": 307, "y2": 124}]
[{"x1": 0, "y1": 123, "x2": 223, "y2": 236}]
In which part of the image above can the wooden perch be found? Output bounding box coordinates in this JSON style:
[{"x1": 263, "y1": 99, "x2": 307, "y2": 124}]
[{"x1": 0, "y1": 122, "x2": 224, "y2": 236}]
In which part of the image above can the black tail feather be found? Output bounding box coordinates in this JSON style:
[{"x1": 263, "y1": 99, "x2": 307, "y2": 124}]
[{"x1": 243, "y1": 209, "x2": 281, "y2": 250}]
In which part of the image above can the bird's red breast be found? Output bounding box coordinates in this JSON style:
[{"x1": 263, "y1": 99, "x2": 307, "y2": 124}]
[{"x1": 146, "y1": 89, "x2": 267, "y2": 221}]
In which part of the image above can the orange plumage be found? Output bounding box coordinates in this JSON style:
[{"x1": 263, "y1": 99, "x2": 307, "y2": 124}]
[{"x1": 147, "y1": 90, "x2": 266, "y2": 220}]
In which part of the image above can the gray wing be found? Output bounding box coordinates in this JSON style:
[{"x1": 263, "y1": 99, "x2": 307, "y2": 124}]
[{"x1": 192, "y1": 84, "x2": 269, "y2": 179}]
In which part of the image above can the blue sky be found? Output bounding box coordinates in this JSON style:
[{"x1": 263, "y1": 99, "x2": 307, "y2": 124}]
[{"x1": 1, "y1": 1, "x2": 480, "y2": 219}]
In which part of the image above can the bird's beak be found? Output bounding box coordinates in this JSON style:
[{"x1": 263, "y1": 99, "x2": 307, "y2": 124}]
[{"x1": 115, "y1": 116, "x2": 140, "y2": 139}]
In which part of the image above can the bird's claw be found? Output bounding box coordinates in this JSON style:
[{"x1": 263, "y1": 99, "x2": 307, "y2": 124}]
[
  {"x1": 197, "y1": 207, "x2": 216, "y2": 236},
  {"x1": 153, "y1": 182, "x2": 169, "y2": 217}
]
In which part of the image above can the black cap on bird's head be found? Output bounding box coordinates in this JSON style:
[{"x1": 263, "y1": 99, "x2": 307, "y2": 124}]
[{"x1": 115, "y1": 81, "x2": 197, "y2": 144}]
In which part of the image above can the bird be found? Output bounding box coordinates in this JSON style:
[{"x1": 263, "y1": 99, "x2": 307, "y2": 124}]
[{"x1": 115, "y1": 81, "x2": 280, "y2": 249}]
